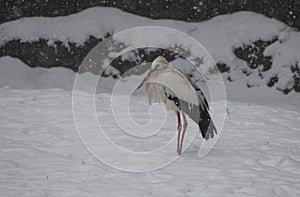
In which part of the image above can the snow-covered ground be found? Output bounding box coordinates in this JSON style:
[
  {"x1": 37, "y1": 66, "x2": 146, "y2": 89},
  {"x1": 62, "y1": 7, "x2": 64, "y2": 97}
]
[
  {"x1": 0, "y1": 56, "x2": 300, "y2": 196},
  {"x1": 1, "y1": 87, "x2": 300, "y2": 196},
  {"x1": 0, "y1": 7, "x2": 300, "y2": 197}
]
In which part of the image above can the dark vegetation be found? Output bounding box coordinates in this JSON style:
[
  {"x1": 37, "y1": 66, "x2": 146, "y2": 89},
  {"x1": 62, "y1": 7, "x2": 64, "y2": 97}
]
[
  {"x1": 234, "y1": 40, "x2": 300, "y2": 94},
  {"x1": 1, "y1": 0, "x2": 299, "y2": 29},
  {"x1": 0, "y1": 0, "x2": 299, "y2": 93}
]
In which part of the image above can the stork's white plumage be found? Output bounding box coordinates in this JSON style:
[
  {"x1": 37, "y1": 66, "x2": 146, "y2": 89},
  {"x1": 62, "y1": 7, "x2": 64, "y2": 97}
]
[{"x1": 137, "y1": 56, "x2": 217, "y2": 155}]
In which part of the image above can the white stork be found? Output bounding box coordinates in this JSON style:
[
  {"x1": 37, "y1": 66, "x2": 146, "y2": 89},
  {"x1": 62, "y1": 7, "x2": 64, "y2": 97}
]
[{"x1": 137, "y1": 56, "x2": 217, "y2": 155}]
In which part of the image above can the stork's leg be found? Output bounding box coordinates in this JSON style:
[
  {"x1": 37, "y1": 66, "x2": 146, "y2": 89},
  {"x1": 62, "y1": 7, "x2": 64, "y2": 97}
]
[
  {"x1": 179, "y1": 112, "x2": 188, "y2": 155},
  {"x1": 176, "y1": 110, "x2": 182, "y2": 154}
]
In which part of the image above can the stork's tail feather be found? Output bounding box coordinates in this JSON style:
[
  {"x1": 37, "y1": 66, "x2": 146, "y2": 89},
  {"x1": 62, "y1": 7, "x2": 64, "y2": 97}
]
[
  {"x1": 198, "y1": 106, "x2": 217, "y2": 140},
  {"x1": 199, "y1": 116, "x2": 217, "y2": 140}
]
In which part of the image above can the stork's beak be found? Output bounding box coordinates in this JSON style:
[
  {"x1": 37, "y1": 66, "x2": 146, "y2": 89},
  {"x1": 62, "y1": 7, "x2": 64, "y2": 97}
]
[
  {"x1": 136, "y1": 70, "x2": 153, "y2": 90},
  {"x1": 136, "y1": 81, "x2": 144, "y2": 90}
]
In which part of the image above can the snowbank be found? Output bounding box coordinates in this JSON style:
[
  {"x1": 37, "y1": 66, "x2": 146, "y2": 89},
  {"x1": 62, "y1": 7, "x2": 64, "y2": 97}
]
[
  {"x1": 0, "y1": 8, "x2": 291, "y2": 63},
  {"x1": 0, "y1": 56, "x2": 75, "y2": 90},
  {"x1": 0, "y1": 56, "x2": 117, "y2": 92},
  {"x1": 0, "y1": 7, "x2": 299, "y2": 94}
]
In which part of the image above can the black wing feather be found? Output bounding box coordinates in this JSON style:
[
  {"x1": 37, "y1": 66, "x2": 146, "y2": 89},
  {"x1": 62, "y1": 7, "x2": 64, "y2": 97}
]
[
  {"x1": 177, "y1": 97, "x2": 217, "y2": 140},
  {"x1": 165, "y1": 83, "x2": 217, "y2": 140}
]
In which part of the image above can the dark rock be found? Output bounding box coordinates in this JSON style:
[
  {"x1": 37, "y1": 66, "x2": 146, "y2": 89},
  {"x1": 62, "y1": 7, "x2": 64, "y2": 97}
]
[
  {"x1": 267, "y1": 75, "x2": 279, "y2": 87},
  {"x1": 291, "y1": 62, "x2": 300, "y2": 92},
  {"x1": 234, "y1": 39, "x2": 276, "y2": 72},
  {"x1": 216, "y1": 63, "x2": 230, "y2": 73}
]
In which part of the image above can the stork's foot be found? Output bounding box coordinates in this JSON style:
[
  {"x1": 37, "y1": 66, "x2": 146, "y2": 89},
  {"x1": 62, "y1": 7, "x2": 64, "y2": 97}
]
[{"x1": 178, "y1": 149, "x2": 182, "y2": 155}]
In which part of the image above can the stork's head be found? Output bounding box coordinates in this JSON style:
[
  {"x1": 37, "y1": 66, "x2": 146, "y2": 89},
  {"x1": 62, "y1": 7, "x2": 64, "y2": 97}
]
[
  {"x1": 136, "y1": 56, "x2": 168, "y2": 90},
  {"x1": 151, "y1": 56, "x2": 168, "y2": 70}
]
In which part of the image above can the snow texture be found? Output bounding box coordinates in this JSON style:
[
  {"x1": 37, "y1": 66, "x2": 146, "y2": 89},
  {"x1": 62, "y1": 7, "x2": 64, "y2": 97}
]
[{"x1": 0, "y1": 7, "x2": 300, "y2": 197}]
